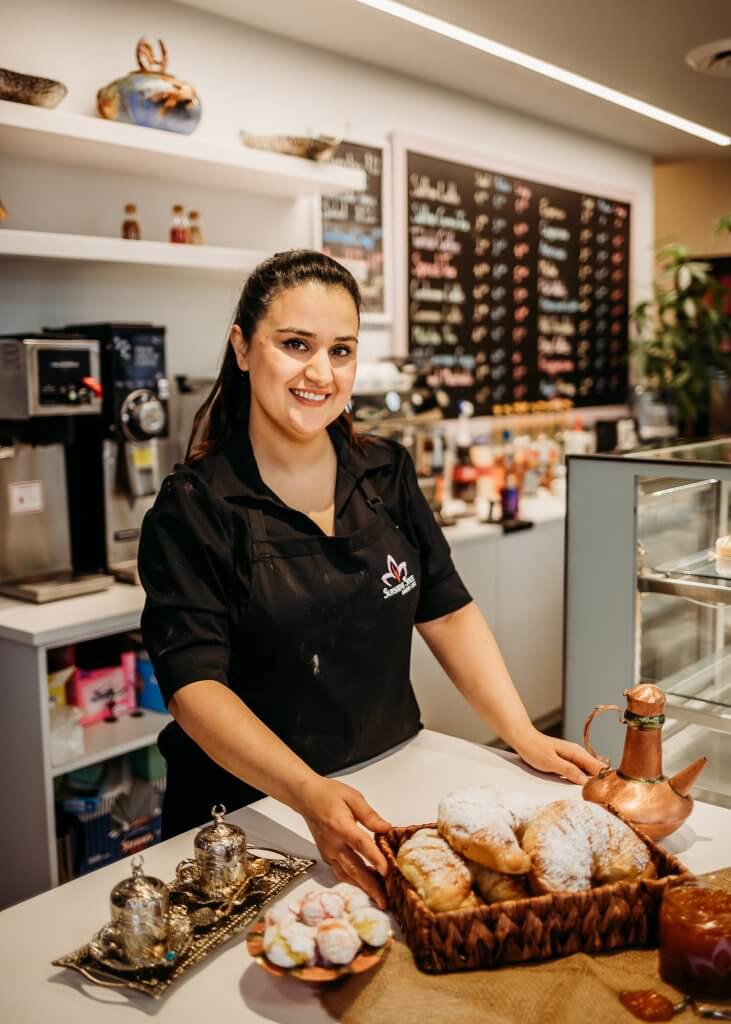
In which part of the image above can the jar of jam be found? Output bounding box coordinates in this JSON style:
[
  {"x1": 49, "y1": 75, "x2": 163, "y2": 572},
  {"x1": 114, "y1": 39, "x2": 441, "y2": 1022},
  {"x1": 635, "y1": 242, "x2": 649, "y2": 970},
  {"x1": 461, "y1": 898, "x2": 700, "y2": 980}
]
[{"x1": 659, "y1": 875, "x2": 731, "y2": 999}]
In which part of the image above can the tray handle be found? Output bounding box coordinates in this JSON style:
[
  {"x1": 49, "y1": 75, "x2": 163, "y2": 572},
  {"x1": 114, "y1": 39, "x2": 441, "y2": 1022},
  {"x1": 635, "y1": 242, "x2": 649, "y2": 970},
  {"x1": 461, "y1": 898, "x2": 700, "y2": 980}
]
[{"x1": 76, "y1": 964, "x2": 130, "y2": 989}]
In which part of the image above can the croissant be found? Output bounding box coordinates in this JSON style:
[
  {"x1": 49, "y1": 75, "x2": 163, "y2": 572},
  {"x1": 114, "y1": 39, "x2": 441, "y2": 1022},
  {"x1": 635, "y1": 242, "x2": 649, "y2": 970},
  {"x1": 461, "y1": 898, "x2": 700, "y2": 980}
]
[
  {"x1": 522, "y1": 799, "x2": 655, "y2": 894},
  {"x1": 397, "y1": 828, "x2": 473, "y2": 912},
  {"x1": 469, "y1": 864, "x2": 531, "y2": 903},
  {"x1": 437, "y1": 787, "x2": 535, "y2": 873}
]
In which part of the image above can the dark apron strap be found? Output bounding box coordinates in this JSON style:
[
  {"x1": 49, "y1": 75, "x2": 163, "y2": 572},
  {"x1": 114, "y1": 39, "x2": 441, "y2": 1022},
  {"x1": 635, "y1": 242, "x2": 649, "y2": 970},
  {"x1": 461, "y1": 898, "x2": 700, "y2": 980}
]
[
  {"x1": 246, "y1": 505, "x2": 268, "y2": 542},
  {"x1": 358, "y1": 474, "x2": 384, "y2": 511}
]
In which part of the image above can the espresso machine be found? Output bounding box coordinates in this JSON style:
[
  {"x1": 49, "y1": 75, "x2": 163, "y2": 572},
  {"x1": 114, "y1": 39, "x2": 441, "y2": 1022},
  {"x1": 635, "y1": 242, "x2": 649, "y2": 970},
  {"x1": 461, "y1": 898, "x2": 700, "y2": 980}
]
[
  {"x1": 0, "y1": 332, "x2": 115, "y2": 602},
  {"x1": 60, "y1": 322, "x2": 169, "y2": 584}
]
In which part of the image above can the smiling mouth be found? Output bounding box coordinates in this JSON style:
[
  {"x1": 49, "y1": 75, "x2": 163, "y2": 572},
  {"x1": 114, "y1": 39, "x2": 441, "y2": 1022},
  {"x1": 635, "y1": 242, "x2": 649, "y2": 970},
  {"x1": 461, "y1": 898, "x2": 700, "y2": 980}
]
[{"x1": 290, "y1": 388, "x2": 331, "y2": 405}]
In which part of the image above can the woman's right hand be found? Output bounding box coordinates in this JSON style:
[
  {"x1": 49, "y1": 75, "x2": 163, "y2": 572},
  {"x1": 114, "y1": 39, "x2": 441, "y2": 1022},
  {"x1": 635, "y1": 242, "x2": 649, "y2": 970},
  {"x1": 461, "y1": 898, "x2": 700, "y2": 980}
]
[{"x1": 295, "y1": 776, "x2": 392, "y2": 909}]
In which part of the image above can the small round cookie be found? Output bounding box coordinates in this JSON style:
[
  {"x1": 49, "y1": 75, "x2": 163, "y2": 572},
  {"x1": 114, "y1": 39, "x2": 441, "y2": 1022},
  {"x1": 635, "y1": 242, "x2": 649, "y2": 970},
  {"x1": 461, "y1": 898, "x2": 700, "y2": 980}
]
[
  {"x1": 397, "y1": 827, "x2": 473, "y2": 912},
  {"x1": 438, "y1": 787, "x2": 535, "y2": 873},
  {"x1": 299, "y1": 889, "x2": 346, "y2": 926},
  {"x1": 265, "y1": 899, "x2": 299, "y2": 928},
  {"x1": 316, "y1": 918, "x2": 362, "y2": 965},
  {"x1": 349, "y1": 906, "x2": 391, "y2": 946},
  {"x1": 332, "y1": 881, "x2": 371, "y2": 912},
  {"x1": 264, "y1": 918, "x2": 316, "y2": 968}
]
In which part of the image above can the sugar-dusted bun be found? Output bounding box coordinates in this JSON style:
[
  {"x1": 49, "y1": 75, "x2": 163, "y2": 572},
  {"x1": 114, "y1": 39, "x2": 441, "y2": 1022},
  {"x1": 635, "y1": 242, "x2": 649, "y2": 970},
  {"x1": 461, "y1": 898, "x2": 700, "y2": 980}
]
[
  {"x1": 437, "y1": 787, "x2": 535, "y2": 873},
  {"x1": 522, "y1": 799, "x2": 655, "y2": 894},
  {"x1": 715, "y1": 534, "x2": 731, "y2": 559},
  {"x1": 397, "y1": 827, "x2": 473, "y2": 911},
  {"x1": 315, "y1": 918, "x2": 362, "y2": 965},
  {"x1": 470, "y1": 865, "x2": 531, "y2": 903},
  {"x1": 715, "y1": 535, "x2": 731, "y2": 577}
]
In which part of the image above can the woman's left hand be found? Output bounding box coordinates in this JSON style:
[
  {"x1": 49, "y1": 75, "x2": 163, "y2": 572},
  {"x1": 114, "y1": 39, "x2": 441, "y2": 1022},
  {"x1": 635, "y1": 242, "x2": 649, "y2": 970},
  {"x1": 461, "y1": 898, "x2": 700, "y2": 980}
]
[{"x1": 514, "y1": 728, "x2": 605, "y2": 785}]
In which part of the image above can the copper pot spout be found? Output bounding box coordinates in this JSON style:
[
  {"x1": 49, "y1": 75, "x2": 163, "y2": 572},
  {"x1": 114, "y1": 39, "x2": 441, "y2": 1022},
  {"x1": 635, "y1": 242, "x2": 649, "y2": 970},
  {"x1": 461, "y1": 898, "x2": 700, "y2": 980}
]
[{"x1": 669, "y1": 757, "x2": 708, "y2": 798}]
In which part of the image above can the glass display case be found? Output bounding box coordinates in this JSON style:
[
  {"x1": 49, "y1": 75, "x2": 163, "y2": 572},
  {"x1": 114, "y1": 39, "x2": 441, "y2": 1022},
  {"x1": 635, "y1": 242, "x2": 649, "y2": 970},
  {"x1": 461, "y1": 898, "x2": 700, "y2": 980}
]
[{"x1": 564, "y1": 438, "x2": 731, "y2": 810}]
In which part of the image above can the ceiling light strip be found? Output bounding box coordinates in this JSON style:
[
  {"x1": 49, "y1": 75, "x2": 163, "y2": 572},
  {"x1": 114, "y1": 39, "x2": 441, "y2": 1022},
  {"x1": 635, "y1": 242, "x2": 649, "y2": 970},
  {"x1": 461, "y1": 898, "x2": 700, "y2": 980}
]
[{"x1": 354, "y1": 0, "x2": 731, "y2": 146}]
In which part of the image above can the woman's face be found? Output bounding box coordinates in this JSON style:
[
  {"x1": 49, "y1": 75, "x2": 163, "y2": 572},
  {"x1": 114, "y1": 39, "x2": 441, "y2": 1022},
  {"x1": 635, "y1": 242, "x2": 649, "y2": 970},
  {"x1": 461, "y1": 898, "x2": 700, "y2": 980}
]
[{"x1": 231, "y1": 281, "x2": 359, "y2": 443}]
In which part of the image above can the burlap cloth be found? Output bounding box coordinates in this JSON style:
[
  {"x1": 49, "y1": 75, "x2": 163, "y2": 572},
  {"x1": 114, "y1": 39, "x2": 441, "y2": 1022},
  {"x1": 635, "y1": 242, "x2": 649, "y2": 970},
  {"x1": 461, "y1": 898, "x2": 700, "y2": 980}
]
[{"x1": 321, "y1": 869, "x2": 731, "y2": 1024}]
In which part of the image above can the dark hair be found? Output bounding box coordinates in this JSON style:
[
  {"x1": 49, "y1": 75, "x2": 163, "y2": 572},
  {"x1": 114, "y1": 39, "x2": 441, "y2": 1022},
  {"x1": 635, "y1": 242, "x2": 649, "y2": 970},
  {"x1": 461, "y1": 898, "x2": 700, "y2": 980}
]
[{"x1": 185, "y1": 249, "x2": 363, "y2": 463}]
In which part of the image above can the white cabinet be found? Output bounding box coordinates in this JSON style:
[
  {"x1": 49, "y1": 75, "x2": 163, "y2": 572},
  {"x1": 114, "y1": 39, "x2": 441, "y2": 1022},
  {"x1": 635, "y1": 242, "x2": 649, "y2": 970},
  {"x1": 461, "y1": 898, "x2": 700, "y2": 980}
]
[
  {"x1": 0, "y1": 588, "x2": 150, "y2": 908},
  {"x1": 410, "y1": 513, "x2": 565, "y2": 745}
]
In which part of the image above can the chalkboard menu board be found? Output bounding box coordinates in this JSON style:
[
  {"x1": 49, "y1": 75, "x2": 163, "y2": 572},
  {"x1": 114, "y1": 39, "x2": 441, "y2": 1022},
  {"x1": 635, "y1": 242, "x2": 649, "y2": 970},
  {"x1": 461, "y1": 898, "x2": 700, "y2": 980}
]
[
  {"x1": 406, "y1": 150, "x2": 630, "y2": 416},
  {"x1": 322, "y1": 142, "x2": 386, "y2": 316}
]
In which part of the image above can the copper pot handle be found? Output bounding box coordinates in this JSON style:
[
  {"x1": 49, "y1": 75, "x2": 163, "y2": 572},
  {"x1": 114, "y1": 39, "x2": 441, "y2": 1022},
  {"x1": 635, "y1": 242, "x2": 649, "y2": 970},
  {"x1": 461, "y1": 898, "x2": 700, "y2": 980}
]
[{"x1": 583, "y1": 704, "x2": 624, "y2": 767}]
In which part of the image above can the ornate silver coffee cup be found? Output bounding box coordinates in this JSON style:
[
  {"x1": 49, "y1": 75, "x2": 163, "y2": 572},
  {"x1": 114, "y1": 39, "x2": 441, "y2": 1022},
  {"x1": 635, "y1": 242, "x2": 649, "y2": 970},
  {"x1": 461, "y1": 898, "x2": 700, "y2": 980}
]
[
  {"x1": 97, "y1": 856, "x2": 173, "y2": 967},
  {"x1": 175, "y1": 804, "x2": 248, "y2": 900}
]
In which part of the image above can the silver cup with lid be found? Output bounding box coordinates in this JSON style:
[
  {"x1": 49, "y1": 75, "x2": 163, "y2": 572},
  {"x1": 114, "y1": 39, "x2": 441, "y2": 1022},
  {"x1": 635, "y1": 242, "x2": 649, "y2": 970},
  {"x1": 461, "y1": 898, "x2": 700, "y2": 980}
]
[
  {"x1": 96, "y1": 855, "x2": 173, "y2": 967},
  {"x1": 175, "y1": 804, "x2": 248, "y2": 900}
]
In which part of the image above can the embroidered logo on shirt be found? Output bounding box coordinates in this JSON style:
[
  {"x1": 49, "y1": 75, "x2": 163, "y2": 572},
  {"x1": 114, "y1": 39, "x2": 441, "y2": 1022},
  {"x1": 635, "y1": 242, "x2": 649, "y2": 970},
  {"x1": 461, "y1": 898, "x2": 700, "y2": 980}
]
[{"x1": 381, "y1": 554, "x2": 416, "y2": 600}]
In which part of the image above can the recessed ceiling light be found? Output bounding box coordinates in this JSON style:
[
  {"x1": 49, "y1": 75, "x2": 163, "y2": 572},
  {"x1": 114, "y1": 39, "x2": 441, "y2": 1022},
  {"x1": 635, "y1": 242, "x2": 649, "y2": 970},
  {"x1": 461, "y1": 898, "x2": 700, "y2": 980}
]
[{"x1": 354, "y1": 0, "x2": 731, "y2": 146}]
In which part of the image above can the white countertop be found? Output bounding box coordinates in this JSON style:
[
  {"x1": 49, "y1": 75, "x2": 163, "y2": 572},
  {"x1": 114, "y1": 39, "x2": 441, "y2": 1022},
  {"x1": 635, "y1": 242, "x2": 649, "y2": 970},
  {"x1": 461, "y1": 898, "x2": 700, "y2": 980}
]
[{"x1": 1, "y1": 729, "x2": 729, "y2": 1023}]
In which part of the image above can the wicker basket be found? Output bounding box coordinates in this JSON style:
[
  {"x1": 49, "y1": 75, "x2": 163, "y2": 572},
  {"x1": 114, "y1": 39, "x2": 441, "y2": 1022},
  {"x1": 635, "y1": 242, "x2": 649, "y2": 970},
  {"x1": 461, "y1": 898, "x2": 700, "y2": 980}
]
[{"x1": 378, "y1": 821, "x2": 691, "y2": 974}]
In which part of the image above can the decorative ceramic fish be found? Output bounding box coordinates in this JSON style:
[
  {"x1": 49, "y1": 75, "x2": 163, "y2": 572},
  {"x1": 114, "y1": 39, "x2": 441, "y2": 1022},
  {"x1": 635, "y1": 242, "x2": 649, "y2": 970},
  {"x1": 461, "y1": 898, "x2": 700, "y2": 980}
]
[{"x1": 97, "y1": 38, "x2": 201, "y2": 135}]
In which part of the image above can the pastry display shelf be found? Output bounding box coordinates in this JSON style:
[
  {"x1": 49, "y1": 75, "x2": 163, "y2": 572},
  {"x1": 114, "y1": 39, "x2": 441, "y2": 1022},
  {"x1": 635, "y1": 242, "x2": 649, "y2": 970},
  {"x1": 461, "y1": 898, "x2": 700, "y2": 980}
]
[
  {"x1": 0, "y1": 99, "x2": 366, "y2": 198},
  {"x1": 638, "y1": 551, "x2": 731, "y2": 607},
  {"x1": 50, "y1": 709, "x2": 171, "y2": 778},
  {"x1": 653, "y1": 646, "x2": 731, "y2": 735},
  {"x1": 0, "y1": 229, "x2": 269, "y2": 273}
]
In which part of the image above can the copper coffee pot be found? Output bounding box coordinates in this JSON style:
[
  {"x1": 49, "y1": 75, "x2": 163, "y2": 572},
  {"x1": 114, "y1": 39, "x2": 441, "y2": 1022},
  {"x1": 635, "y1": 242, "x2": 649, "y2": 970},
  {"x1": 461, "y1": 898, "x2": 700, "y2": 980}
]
[{"x1": 582, "y1": 683, "x2": 707, "y2": 840}]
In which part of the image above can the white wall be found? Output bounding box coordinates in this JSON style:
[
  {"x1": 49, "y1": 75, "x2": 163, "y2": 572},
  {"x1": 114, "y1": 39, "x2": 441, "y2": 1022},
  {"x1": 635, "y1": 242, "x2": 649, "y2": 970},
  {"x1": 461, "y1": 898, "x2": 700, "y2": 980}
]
[{"x1": 1, "y1": 0, "x2": 655, "y2": 380}]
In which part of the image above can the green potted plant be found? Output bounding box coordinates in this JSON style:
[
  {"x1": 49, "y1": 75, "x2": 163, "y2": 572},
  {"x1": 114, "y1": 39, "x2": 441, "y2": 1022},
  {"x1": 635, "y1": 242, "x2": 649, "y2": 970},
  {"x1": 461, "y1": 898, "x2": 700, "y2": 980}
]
[{"x1": 632, "y1": 217, "x2": 731, "y2": 437}]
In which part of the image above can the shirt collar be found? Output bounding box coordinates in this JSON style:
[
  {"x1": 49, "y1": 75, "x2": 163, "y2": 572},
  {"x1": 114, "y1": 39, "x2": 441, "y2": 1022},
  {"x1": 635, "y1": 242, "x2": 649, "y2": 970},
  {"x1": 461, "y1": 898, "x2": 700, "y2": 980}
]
[{"x1": 207, "y1": 423, "x2": 392, "y2": 507}]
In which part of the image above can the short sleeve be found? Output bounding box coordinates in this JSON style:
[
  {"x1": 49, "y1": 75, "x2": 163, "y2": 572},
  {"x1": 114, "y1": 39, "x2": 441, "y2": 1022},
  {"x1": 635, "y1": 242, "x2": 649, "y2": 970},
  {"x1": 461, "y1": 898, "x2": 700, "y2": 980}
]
[
  {"x1": 138, "y1": 471, "x2": 235, "y2": 704},
  {"x1": 400, "y1": 454, "x2": 473, "y2": 623}
]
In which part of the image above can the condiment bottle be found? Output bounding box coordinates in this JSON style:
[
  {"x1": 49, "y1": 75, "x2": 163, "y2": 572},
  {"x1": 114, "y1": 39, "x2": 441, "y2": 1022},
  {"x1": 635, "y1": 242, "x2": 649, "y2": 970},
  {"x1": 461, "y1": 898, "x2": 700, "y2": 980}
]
[
  {"x1": 122, "y1": 203, "x2": 140, "y2": 240},
  {"x1": 452, "y1": 402, "x2": 478, "y2": 504},
  {"x1": 170, "y1": 204, "x2": 189, "y2": 244},
  {"x1": 188, "y1": 210, "x2": 203, "y2": 245},
  {"x1": 501, "y1": 469, "x2": 520, "y2": 522}
]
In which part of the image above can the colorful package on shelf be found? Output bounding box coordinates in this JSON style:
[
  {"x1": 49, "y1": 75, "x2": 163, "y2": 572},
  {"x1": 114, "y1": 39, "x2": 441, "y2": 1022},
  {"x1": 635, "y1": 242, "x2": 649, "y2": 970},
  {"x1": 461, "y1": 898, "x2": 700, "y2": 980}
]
[
  {"x1": 47, "y1": 664, "x2": 74, "y2": 708},
  {"x1": 136, "y1": 652, "x2": 167, "y2": 713},
  {"x1": 67, "y1": 651, "x2": 137, "y2": 726},
  {"x1": 58, "y1": 774, "x2": 165, "y2": 877}
]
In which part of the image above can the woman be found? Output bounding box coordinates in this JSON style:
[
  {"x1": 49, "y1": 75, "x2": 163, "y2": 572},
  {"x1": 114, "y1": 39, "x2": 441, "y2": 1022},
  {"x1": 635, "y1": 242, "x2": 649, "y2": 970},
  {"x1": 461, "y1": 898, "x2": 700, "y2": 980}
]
[{"x1": 139, "y1": 250, "x2": 602, "y2": 908}]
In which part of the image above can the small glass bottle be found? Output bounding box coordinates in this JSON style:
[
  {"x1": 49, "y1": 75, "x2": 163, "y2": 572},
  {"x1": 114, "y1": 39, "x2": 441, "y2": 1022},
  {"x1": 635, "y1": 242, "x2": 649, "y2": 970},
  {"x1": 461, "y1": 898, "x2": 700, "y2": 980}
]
[
  {"x1": 170, "y1": 204, "x2": 189, "y2": 244},
  {"x1": 188, "y1": 210, "x2": 203, "y2": 245},
  {"x1": 122, "y1": 203, "x2": 140, "y2": 240}
]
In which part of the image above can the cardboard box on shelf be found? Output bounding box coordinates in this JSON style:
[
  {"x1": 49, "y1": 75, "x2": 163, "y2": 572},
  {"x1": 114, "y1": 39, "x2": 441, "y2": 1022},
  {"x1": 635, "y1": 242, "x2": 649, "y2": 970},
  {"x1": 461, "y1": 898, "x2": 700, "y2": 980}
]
[{"x1": 67, "y1": 651, "x2": 137, "y2": 726}]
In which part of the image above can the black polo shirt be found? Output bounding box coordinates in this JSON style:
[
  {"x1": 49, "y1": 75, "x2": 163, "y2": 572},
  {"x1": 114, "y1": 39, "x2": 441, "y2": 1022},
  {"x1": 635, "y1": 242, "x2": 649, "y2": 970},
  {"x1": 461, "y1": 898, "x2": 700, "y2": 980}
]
[{"x1": 138, "y1": 427, "x2": 472, "y2": 705}]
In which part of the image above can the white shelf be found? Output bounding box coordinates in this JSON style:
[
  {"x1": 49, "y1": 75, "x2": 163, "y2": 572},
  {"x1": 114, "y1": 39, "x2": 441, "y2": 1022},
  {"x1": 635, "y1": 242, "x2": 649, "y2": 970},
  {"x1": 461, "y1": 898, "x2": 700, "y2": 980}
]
[
  {"x1": 0, "y1": 228, "x2": 268, "y2": 272},
  {"x1": 0, "y1": 99, "x2": 365, "y2": 198},
  {"x1": 0, "y1": 583, "x2": 144, "y2": 647},
  {"x1": 50, "y1": 708, "x2": 171, "y2": 777}
]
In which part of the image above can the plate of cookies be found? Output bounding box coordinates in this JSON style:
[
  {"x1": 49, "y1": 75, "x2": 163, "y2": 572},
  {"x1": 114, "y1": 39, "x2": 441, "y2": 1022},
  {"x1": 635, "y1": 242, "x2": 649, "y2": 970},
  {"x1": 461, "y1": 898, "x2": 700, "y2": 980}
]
[
  {"x1": 247, "y1": 883, "x2": 392, "y2": 983},
  {"x1": 379, "y1": 787, "x2": 690, "y2": 973}
]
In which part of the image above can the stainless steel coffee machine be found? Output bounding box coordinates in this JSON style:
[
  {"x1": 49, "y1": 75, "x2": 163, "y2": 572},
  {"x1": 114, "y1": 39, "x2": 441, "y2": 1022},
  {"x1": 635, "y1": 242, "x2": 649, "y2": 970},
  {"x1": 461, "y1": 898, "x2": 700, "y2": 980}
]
[
  {"x1": 0, "y1": 333, "x2": 115, "y2": 602},
  {"x1": 61, "y1": 322, "x2": 169, "y2": 584}
]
